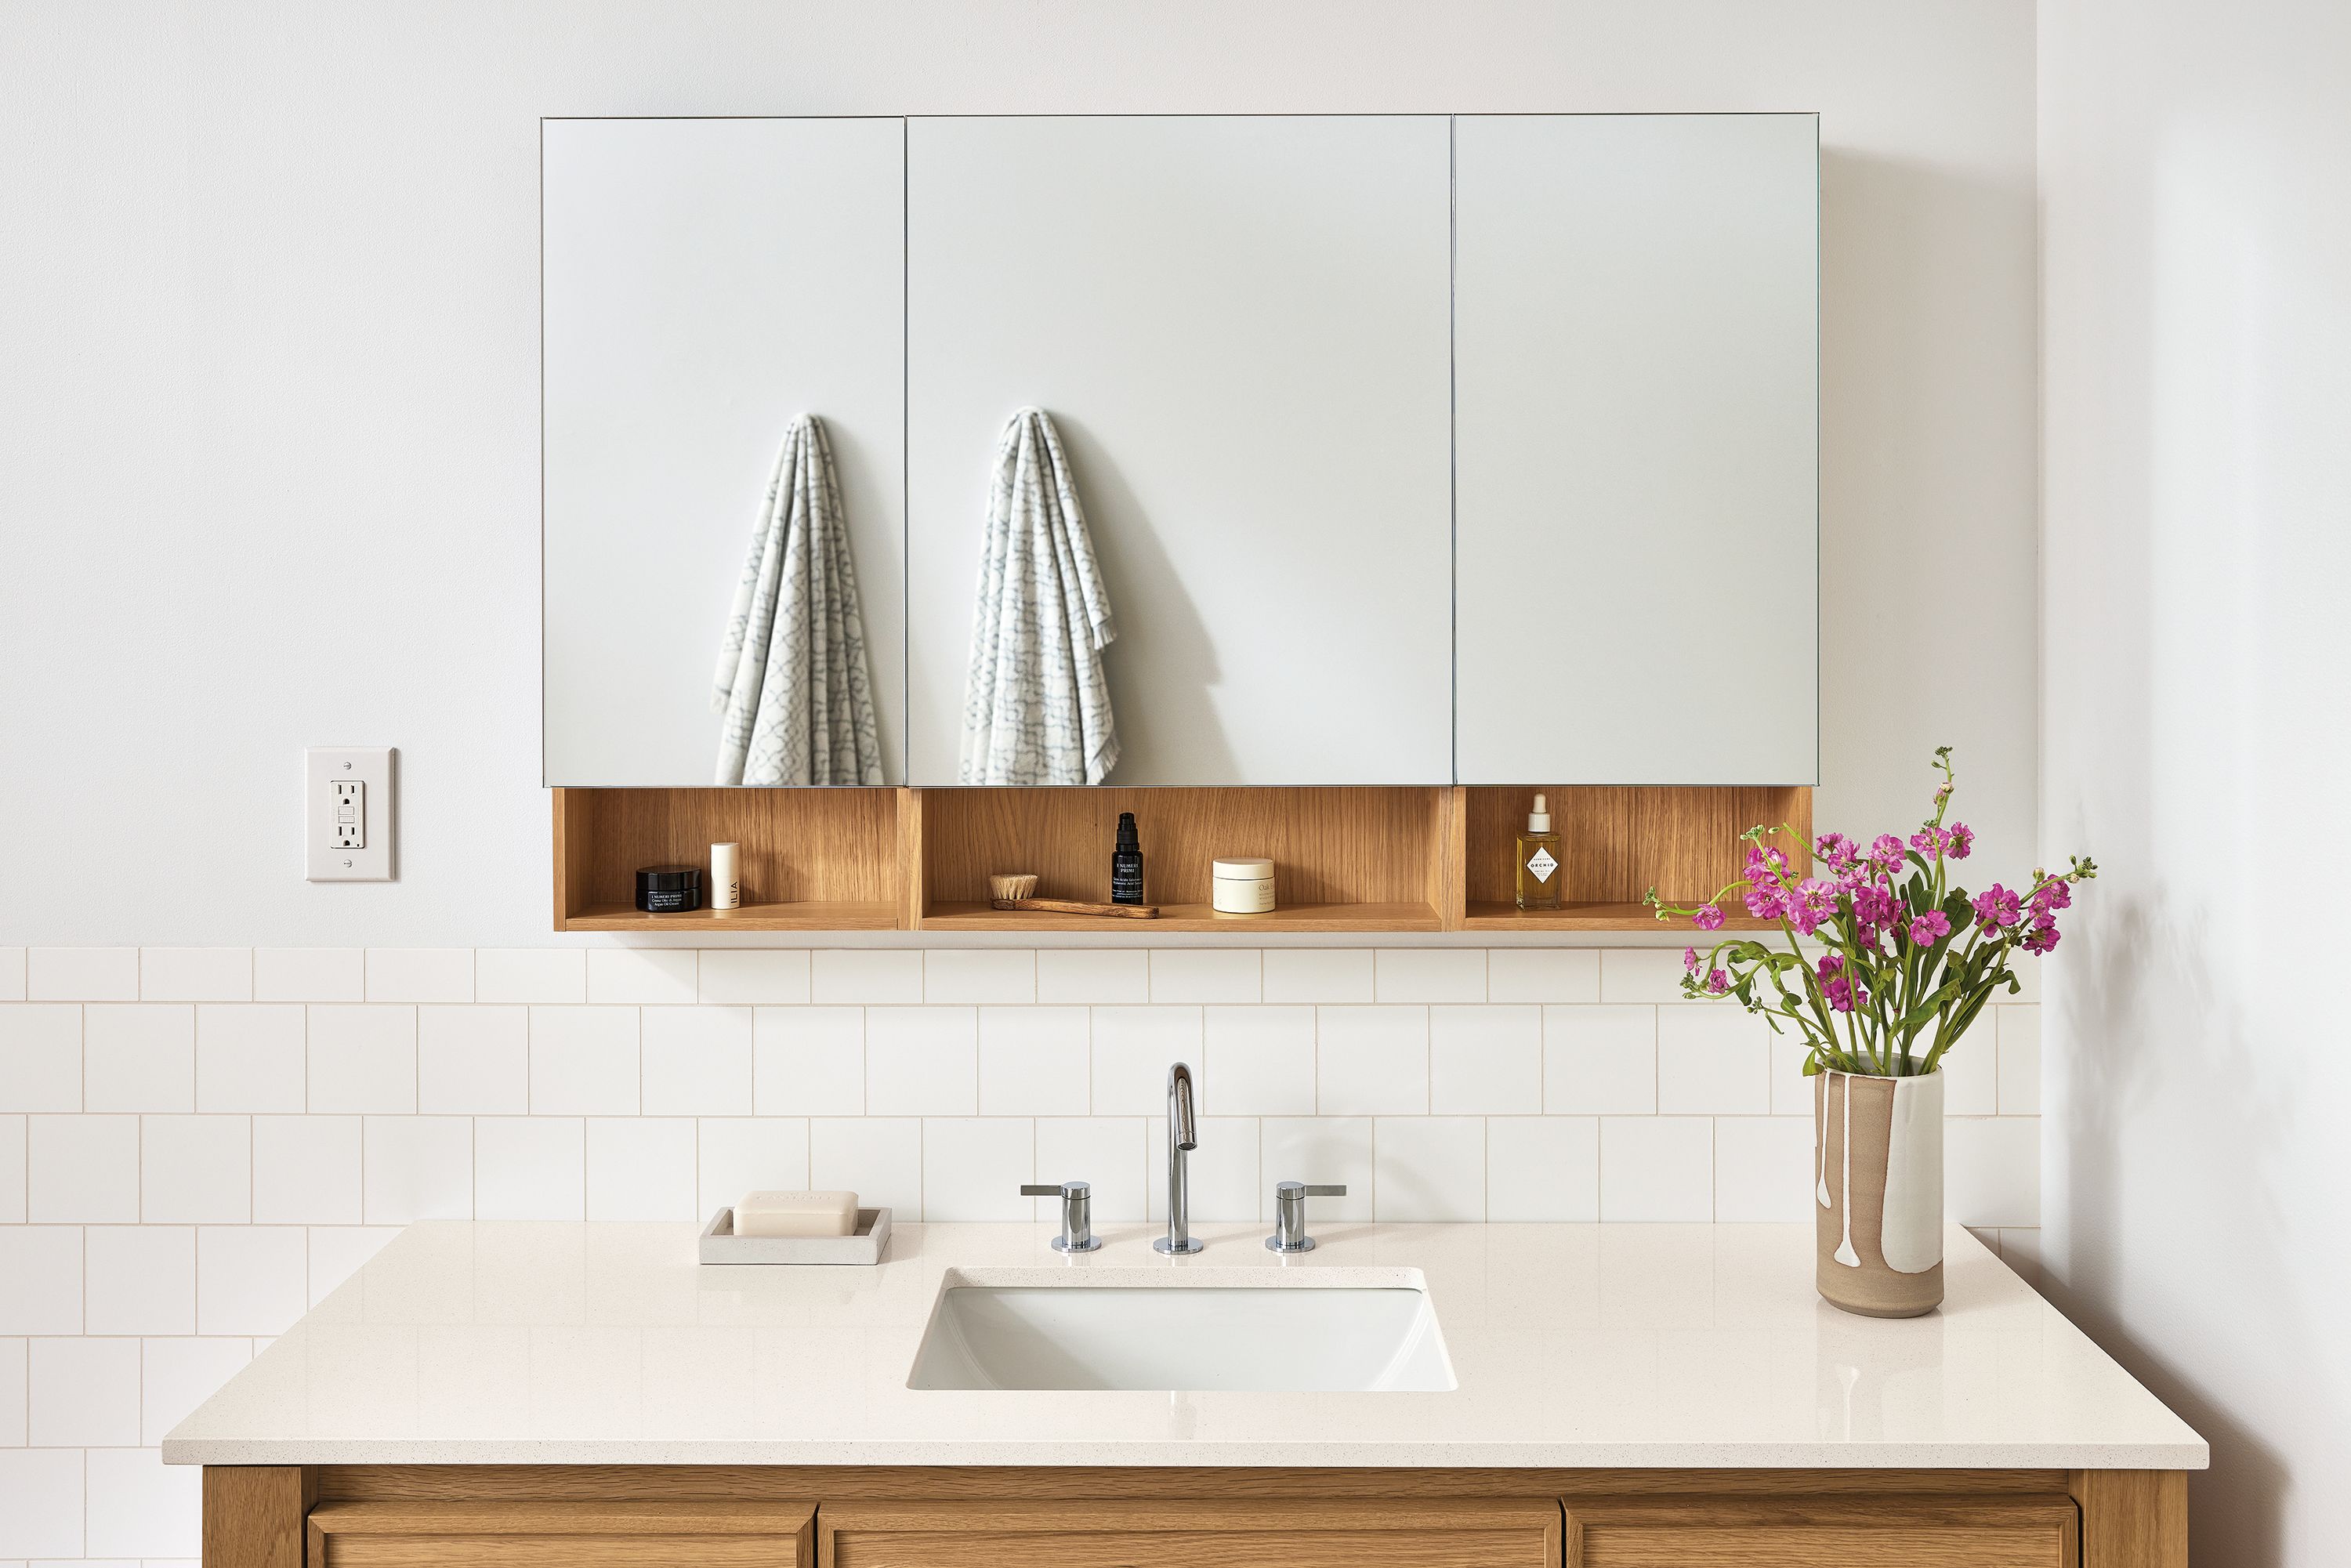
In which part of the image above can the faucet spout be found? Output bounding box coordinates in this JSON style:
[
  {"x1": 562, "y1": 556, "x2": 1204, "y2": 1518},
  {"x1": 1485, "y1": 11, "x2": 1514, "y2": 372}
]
[{"x1": 1154, "y1": 1062, "x2": 1204, "y2": 1255}]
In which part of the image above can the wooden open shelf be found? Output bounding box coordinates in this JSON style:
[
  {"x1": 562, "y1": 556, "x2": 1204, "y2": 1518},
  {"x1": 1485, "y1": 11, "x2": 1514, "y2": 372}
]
[
  {"x1": 552, "y1": 783, "x2": 1808, "y2": 933},
  {"x1": 553, "y1": 787, "x2": 907, "y2": 932},
  {"x1": 910, "y1": 787, "x2": 1450, "y2": 932},
  {"x1": 1460, "y1": 785, "x2": 1811, "y2": 931}
]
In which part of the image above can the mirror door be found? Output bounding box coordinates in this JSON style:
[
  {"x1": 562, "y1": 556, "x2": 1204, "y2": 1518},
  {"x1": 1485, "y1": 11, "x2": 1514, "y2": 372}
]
[
  {"x1": 903, "y1": 115, "x2": 1455, "y2": 786},
  {"x1": 1452, "y1": 114, "x2": 1819, "y2": 785},
  {"x1": 542, "y1": 116, "x2": 907, "y2": 786}
]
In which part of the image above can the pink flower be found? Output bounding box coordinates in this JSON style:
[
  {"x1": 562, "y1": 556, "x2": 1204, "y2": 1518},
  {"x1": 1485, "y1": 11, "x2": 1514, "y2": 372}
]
[
  {"x1": 1971, "y1": 884, "x2": 2022, "y2": 930},
  {"x1": 1693, "y1": 903, "x2": 1726, "y2": 931},
  {"x1": 1705, "y1": 969, "x2": 1730, "y2": 996},
  {"x1": 1853, "y1": 884, "x2": 1897, "y2": 928},
  {"x1": 1870, "y1": 834, "x2": 1906, "y2": 871},
  {"x1": 2030, "y1": 877, "x2": 2073, "y2": 914},
  {"x1": 1820, "y1": 953, "x2": 1871, "y2": 1013},
  {"x1": 1815, "y1": 832, "x2": 1860, "y2": 871},
  {"x1": 2022, "y1": 918, "x2": 2060, "y2": 954},
  {"x1": 1684, "y1": 947, "x2": 1701, "y2": 974},
  {"x1": 1909, "y1": 827, "x2": 1946, "y2": 856},
  {"x1": 1947, "y1": 822, "x2": 1974, "y2": 860},
  {"x1": 1744, "y1": 881, "x2": 1787, "y2": 921},
  {"x1": 1907, "y1": 910, "x2": 1951, "y2": 946}
]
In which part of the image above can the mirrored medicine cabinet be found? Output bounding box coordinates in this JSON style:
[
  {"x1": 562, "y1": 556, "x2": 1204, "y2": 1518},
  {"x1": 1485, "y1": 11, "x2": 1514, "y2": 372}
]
[{"x1": 542, "y1": 112, "x2": 1818, "y2": 793}]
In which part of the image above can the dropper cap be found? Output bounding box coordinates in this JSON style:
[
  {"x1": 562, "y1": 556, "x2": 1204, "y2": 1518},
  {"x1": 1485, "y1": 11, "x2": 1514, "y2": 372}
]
[
  {"x1": 1527, "y1": 794, "x2": 1552, "y2": 833},
  {"x1": 1116, "y1": 811, "x2": 1139, "y2": 849}
]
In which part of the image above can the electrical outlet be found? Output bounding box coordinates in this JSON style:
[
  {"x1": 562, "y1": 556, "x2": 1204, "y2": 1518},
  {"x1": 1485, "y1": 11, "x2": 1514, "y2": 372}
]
[
  {"x1": 307, "y1": 747, "x2": 395, "y2": 881},
  {"x1": 331, "y1": 781, "x2": 364, "y2": 848}
]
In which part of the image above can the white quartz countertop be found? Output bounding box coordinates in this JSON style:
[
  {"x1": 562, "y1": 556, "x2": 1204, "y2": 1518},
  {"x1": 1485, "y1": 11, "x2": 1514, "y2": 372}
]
[{"x1": 161, "y1": 1219, "x2": 2206, "y2": 1470}]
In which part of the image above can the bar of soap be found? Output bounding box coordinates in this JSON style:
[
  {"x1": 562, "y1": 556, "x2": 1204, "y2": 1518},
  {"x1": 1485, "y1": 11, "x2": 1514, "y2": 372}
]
[{"x1": 734, "y1": 1190, "x2": 859, "y2": 1237}]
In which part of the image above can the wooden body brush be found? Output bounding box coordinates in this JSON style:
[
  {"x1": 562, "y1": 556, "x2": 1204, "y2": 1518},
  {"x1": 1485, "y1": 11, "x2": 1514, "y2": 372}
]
[{"x1": 987, "y1": 873, "x2": 1159, "y2": 918}]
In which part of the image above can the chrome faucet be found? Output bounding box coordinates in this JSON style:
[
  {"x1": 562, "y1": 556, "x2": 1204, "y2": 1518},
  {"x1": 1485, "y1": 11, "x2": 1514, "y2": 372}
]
[{"x1": 1154, "y1": 1062, "x2": 1203, "y2": 1254}]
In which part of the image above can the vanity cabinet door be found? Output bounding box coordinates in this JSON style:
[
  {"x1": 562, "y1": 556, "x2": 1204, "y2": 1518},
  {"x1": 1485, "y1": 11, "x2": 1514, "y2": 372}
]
[
  {"x1": 542, "y1": 117, "x2": 907, "y2": 787},
  {"x1": 1453, "y1": 114, "x2": 1819, "y2": 786},
  {"x1": 1562, "y1": 1496, "x2": 2078, "y2": 1566},
  {"x1": 818, "y1": 1499, "x2": 1561, "y2": 1568},
  {"x1": 904, "y1": 115, "x2": 1455, "y2": 787},
  {"x1": 305, "y1": 1500, "x2": 815, "y2": 1567}
]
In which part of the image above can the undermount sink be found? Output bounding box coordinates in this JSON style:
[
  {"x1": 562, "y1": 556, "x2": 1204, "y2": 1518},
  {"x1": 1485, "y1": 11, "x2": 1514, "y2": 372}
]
[{"x1": 905, "y1": 1270, "x2": 1456, "y2": 1392}]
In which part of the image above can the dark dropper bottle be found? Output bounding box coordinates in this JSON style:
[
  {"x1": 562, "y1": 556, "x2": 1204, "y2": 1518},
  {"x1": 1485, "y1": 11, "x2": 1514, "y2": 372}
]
[{"x1": 1112, "y1": 812, "x2": 1145, "y2": 904}]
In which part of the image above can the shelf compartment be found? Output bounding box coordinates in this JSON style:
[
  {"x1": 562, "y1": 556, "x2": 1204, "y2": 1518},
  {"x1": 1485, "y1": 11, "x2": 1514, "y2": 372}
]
[
  {"x1": 1461, "y1": 785, "x2": 1812, "y2": 930},
  {"x1": 553, "y1": 787, "x2": 905, "y2": 932},
  {"x1": 911, "y1": 786, "x2": 1451, "y2": 932}
]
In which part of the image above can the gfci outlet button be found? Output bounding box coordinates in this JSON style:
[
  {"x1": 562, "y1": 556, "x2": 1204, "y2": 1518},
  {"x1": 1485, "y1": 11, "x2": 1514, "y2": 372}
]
[{"x1": 307, "y1": 747, "x2": 395, "y2": 881}]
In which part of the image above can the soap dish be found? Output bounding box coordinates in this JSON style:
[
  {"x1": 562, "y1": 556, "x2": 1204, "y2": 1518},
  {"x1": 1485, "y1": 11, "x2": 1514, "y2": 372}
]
[{"x1": 698, "y1": 1206, "x2": 891, "y2": 1266}]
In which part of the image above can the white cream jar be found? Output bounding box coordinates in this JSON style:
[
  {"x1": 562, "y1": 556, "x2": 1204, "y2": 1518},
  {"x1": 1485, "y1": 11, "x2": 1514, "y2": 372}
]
[{"x1": 1212, "y1": 857, "x2": 1277, "y2": 914}]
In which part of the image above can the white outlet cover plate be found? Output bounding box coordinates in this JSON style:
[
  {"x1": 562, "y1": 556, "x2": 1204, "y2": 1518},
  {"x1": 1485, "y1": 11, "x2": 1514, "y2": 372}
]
[{"x1": 306, "y1": 746, "x2": 395, "y2": 881}]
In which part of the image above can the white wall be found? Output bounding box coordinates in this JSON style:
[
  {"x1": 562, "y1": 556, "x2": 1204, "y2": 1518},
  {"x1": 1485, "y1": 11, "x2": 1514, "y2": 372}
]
[
  {"x1": 0, "y1": 0, "x2": 2039, "y2": 947},
  {"x1": 2040, "y1": 1, "x2": 2351, "y2": 1561}
]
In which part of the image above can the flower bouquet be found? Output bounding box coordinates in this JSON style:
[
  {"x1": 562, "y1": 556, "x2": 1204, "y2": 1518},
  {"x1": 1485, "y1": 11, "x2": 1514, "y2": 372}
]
[{"x1": 1646, "y1": 748, "x2": 2093, "y2": 1316}]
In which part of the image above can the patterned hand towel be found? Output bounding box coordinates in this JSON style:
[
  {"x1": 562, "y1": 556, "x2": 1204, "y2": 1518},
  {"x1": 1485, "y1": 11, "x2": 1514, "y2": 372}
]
[
  {"x1": 712, "y1": 414, "x2": 886, "y2": 786},
  {"x1": 960, "y1": 407, "x2": 1119, "y2": 785}
]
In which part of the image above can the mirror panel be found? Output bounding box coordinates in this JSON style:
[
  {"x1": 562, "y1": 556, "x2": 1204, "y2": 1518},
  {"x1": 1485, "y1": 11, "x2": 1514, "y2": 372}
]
[
  {"x1": 542, "y1": 117, "x2": 907, "y2": 786},
  {"x1": 1453, "y1": 114, "x2": 1820, "y2": 785},
  {"x1": 904, "y1": 115, "x2": 1454, "y2": 786}
]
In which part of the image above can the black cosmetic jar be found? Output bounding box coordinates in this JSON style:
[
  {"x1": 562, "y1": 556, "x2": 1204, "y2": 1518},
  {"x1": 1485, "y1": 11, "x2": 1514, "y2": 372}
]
[{"x1": 635, "y1": 864, "x2": 704, "y2": 914}]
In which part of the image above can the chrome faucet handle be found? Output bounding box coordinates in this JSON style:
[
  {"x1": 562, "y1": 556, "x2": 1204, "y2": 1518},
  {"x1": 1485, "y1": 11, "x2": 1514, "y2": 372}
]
[
  {"x1": 1020, "y1": 1179, "x2": 1100, "y2": 1253},
  {"x1": 1266, "y1": 1179, "x2": 1346, "y2": 1253}
]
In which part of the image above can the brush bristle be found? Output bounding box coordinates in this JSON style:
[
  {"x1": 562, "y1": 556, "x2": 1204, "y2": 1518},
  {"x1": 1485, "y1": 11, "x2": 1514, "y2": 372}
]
[{"x1": 988, "y1": 873, "x2": 1039, "y2": 902}]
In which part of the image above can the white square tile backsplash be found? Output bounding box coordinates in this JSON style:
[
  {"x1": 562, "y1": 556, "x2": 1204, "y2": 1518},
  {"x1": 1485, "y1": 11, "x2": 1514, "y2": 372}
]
[
  {"x1": 139, "y1": 946, "x2": 254, "y2": 1002},
  {"x1": 1261, "y1": 947, "x2": 1375, "y2": 1004},
  {"x1": 306, "y1": 1005, "x2": 418, "y2": 1114},
  {"x1": 0, "y1": 942, "x2": 2045, "y2": 1560},
  {"x1": 141, "y1": 1114, "x2": 251, "y2": 1223},
  {"x1": 27, "y1": 946, "x2": 139, "y2": 1002},
  {"x1": 1034, "y1": 947, "x2": 1150, "y2": 1005},
  {"x1": 1317, "y1": 1005, "x2": 1430, "y2": 1114},
  {"x1": 84, "y1": 1003, "x2": 195, "y2": 1112},
  {"x1": 1, "y1": 1003, "x2": 84, "y2": 1111},
  {"x1": 197, "y1": 1004, "x2": 309, "y2": 1114}
]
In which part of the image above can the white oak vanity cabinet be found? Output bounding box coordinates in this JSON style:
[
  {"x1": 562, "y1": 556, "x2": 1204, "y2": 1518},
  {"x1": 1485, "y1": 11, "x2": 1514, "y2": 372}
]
[{"x1": 218, "y1": 1466, "x2": 2153, "y2": 1567}]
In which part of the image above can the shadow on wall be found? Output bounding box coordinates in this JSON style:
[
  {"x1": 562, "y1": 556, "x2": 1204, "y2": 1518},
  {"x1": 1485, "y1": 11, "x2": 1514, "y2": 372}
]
[
  {"x1": 1049, "y1": 411, "x2": 1239, "y2": 784},
  {"x1": 2049, "y1": 881, "x2": 2296, "y2": 1566},
  {"x1": 1816, "y1": 149, "x2": 2040, "y2": 880}
]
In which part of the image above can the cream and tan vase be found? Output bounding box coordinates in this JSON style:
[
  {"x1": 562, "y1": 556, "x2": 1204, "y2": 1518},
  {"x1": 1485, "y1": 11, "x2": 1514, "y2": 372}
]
[{"x1": 1814, "y1": 1068, "x2": 1944, "y2": 1317}]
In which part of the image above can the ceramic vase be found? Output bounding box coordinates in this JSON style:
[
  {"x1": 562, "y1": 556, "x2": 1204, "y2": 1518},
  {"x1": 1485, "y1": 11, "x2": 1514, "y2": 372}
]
[{"x1": 1813, "y1": 1068, "x2": 1944, "y2": 1317}]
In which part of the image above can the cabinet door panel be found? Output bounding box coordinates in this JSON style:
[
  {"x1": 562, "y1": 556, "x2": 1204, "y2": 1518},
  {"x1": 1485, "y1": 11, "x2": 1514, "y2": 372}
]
[
  {"x1": 1455, "y1": 114, "x2": 1819, "y2": 785},
  {"x1": 543, "y1": 117, "x2": 907, "y2": 786},
  {"x1": 905, "y1": 115, "x2": 1454, "y2": 786},
  {"x1": 822, "y1": 1499, "x2": 1559, "y2": 1568},
  {"x1": 308, "y1": 1500, "x2": 814, "y2": 1568},
  {"x1": 1565, "y1": 1496, "x2": 2076, "y2": 1567}
]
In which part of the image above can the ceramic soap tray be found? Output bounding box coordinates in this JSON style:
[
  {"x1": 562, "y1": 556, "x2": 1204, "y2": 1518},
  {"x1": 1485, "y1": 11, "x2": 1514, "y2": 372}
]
[{"x1": 699, "y1": 1206, "x2": 892, "y2": 1266}]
